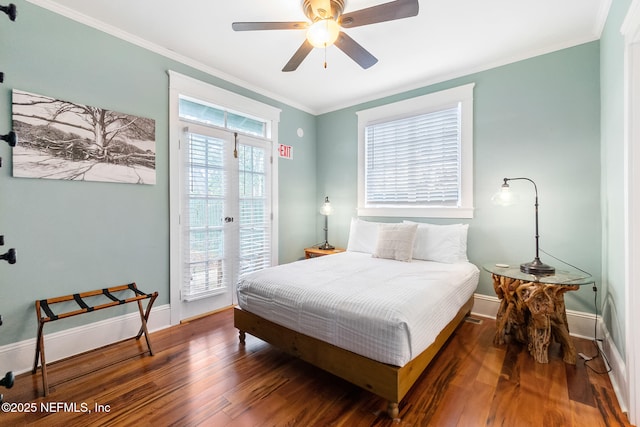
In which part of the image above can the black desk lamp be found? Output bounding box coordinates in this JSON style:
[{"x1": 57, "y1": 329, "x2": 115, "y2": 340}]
[{"x1": 492, "y1": 177, "x2": 555, "y2": 275}]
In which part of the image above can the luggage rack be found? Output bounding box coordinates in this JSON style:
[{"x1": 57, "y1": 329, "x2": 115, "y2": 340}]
[{"x1": 33, "y1": 283, "x2": 158, "y2": 396}]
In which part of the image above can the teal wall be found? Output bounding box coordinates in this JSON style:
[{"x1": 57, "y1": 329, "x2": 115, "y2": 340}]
[
  {"x1": 0, "y1": 1, "x2": 317, "y2": 345},
  {"x1": 600, "y1": 0, "x2": 632, "y2": 358},
  {"x1": 317, "y1": 42, "x2": 602, "y2": 314},
  {"x1": 0, "y1": 0, "x2": 615, "y2": 350}
]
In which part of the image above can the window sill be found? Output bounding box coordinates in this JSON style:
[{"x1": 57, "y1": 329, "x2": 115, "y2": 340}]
[{"x1": 357, "y1": 206, "x2": 474, "y2": 219}]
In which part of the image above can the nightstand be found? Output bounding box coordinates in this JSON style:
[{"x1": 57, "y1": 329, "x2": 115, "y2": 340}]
[
  {"x1": 483, "y1": 263, "x2": 594, "y2": 364},
  {"x1": 304, "y1": 247, "x2": 346, "y2": 259}
]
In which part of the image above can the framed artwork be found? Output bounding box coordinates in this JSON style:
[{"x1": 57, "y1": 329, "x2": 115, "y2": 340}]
[{"x1": 11, "y1": 89, "x2": 156, "y2": 185}]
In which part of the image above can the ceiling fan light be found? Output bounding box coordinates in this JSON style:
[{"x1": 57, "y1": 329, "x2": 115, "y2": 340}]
[{"x1": 306, "y1": 19, "x2": 340, "y2": 48}]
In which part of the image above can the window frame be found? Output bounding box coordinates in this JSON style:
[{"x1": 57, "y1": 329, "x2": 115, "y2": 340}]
[{"x1": 356, "y1": 83, "x2": 475, "y2": 218}]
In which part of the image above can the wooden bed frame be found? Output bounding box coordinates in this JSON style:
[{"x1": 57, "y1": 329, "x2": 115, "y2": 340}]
[{"x1": 234, "y1": 295, "x2": 474, "y2": 419}]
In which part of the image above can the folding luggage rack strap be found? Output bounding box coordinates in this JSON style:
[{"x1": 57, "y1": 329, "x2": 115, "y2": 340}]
[{"x1": 32, "y1": 282, "x2": 159, "y2": 396}]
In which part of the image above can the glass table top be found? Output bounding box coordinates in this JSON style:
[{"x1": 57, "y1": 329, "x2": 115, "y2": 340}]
[{"x1": 483, "y1": 262, "x2": 595, "y2": 286}]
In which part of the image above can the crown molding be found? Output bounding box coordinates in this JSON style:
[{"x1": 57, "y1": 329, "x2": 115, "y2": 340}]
[{"x1": 24, "y1": 0, "x2": 314, "y2": 114}]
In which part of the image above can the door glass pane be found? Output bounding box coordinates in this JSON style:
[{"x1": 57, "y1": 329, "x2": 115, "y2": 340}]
[
  {"x1": 179, "y1": 98, "x2": 225, "y2": 128},
  {"x1": 227, "y1": 111, "x2": 267, "y2": 137},
  {"x1": 182, "y1": 133, "x2": 226, "y2": 301},
  {"x1": 238, "y1": 144, "x2": 270, "y2": 277}
]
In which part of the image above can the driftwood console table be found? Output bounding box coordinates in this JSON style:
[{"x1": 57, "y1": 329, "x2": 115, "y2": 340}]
[
  {"x1": 484, "y1": 264, "x2": 593, "y2": 364},
  {"x1": 33, "y1": 283, "x2": 158, "y2": 396}
]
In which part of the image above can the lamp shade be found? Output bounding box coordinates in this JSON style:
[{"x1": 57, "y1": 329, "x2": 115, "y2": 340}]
[
  {"x1": 306, "y1": 19, "x2": 340, "y2": 48},
  {"x1": 491, "y1": 182, "x2": 520, "y2": 206},
  {"x1": 320, "y1": 196, "x2": 333, "y2": 215}
]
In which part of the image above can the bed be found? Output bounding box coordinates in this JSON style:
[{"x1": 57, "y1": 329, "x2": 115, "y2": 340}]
[{"x1": 234, "y1": 219, "x2": 479, "y2": 419}]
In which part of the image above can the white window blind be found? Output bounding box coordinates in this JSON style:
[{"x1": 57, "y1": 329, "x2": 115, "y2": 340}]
[
  {"x1": 181, "y1": 131, "x2": 271, "y2": 302},
  {"x1": 237, "y1": 143, "x2": 271, "y2": 277},
  {"x1": 365, "y1": 105, "x2": 461, "y2": 207},
  {"x1": 357, "y1": 83, "x2": 474, "y2": 218},
  {"x1": 182, "y1": 132, "x2": 228, "y2": 301}
]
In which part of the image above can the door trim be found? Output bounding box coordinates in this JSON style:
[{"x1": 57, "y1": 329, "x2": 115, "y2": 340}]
[
  {"x1": 622, "y1": 2, "x2": 640, "y2": 422},
  {"x1": 168, "y1": 71, "x2": 280, "y2": 325}
]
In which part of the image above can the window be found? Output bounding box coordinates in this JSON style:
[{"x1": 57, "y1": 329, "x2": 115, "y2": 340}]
[
  {"x1": 179, "y1": 95, "x2": 269, "y2": 138},
  {"x1": 357, "y1": 83, "x2": 474, "y2": 218}
]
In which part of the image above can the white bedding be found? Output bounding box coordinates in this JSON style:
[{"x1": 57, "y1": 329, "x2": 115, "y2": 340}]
[{"x1": 236, "y1": 251, "x2": 479, "y2": 366}]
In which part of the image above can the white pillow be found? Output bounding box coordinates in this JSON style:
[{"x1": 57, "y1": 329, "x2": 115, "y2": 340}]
[
  {"x1": 404, "y1": 221, "x2": 469, "y2": 263},
  {"x1": 372, "y1": 223, "x2": 418, "y2": 262},
  {"x1": 347, "y1": 218, "x2": 383, "y2": 253}
]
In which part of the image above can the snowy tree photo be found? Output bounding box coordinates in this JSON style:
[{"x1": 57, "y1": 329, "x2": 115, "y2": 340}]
[{"x1": 12, "y1": 89, "x2": 156, "y2": 184}]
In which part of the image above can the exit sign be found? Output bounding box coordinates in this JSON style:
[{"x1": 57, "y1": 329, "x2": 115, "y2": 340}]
[{"x1": 278, "y1": 144, "x2": 293, "y2": 159}]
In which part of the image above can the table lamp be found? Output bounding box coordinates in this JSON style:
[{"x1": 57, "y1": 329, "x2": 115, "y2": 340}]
[
  {"x1": 492, "y1": 177, "x2": 555, "y2": 275},
  {"x1": 318, "y1": 196, "x2": 334, "y2": 250}
]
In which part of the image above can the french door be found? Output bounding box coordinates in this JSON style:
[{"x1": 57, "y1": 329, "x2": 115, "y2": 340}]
[{"x1": 178, "y1": 123, "x2": 272, "y2": 320}]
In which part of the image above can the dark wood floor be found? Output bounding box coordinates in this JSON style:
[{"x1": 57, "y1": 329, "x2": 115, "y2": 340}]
[{"x1": 1, "y1": 308, "x2": 632, "y2": 426}]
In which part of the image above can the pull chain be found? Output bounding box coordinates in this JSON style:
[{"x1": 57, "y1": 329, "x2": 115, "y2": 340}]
[
  {"x1": 324, "y1": 43, "x2": 328, "y2": 69},
  {"x1": 233, "y1": 132, "x2": 238, "y2": 159}
]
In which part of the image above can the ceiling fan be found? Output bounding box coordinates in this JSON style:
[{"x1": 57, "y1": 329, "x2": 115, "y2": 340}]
[{"x1": 232, "y1": 0, "x2": 419, "y2": 72}]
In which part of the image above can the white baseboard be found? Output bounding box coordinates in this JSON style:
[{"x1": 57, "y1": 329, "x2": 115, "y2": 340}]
[
  {"x1": 600, "y1": 322, "x2": 629, "y2": 417},
  {"x1": 470, "y1": 293, "x2": 500, "y2": 319},
  {"x1": 0, "y1": 304, "x2": 171, "y2": 376},
  {"x1": 470, "y1": 293, "x2": 602, "y2": 339}
]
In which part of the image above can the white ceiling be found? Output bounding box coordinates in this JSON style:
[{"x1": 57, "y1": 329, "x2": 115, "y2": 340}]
[{"x1": 30, "y1": 0, "x2": 609, "y2": 114}]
